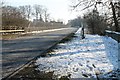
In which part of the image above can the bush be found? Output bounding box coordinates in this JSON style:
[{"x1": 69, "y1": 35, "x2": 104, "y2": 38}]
[{"x1": 83, "y1": 10, "x2": 107, "y2": 35}]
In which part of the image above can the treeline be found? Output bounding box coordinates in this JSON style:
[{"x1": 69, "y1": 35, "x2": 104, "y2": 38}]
[
  {"x1": 69, "y1": 1, "x2": 120, "y2": 35},
  {"x1": 2, "y1": 4, "x2": 50, "y2": 30},
  {"x1": 83, "y1": 1, "x2": 120, "y2": 35},
  {"x1": 68, "y1": 17, "x2": 82, "y2": 27}
]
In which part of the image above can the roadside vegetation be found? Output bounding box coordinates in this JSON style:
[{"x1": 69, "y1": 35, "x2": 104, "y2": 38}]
[
  {"x1": 2, "y1": 2, "x2": 65, "y2": 31},
  {"x1": 1, "y1": 2, "x2": 67, "y2": 40},
  {"x1": 69, "y1": 0, "x2": 120, "y2": 35}
]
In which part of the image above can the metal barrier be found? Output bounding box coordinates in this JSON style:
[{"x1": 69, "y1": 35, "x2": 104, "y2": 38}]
[{"x1": 0, "y1": 30, "x2": 24, "y2": 34}]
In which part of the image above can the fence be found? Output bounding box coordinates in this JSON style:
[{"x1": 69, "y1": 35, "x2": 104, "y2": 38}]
[
  {"x1": 105, "y1": 30, "x2": 120, "y2": 71},
  {"x1": 0, "y1": 30, "x2": 24, "y2": 34}
]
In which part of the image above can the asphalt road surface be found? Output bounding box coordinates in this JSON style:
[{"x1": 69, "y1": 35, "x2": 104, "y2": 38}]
[{"x1": 2, "y1": 27, "x2": 78, "y2": 78}]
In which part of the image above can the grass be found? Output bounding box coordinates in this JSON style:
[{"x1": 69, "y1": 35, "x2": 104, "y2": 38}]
[
  {"x1": 2, "y1": 34, "x2": 21, "y2": 40},
  {"x1": 2, "y1": 33, "x2": 33, "y2": 40}
]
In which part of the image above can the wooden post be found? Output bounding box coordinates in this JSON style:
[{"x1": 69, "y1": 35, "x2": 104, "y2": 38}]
[
  {"x1": 81, "y1": 24, "x2": 85, "y2": 39},
  {"x1": 110, "y1": 2, "x2": 119, "y2": 32}
]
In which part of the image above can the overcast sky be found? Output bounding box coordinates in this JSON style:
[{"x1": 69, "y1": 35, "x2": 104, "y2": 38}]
[{"x1": 4, "y1": 0, "x2": 83, "y2": 23}]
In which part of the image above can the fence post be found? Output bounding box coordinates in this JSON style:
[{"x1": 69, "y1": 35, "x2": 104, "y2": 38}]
[{"x1": 81, "y1": 24, "x2": 85, "y2": 39}]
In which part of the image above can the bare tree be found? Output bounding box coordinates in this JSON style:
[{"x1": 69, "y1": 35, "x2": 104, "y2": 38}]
[
  {"x1": 33, "y1": 5, "x2": 39, "y2": 20},
  {"x1": 19, "y1": 5, "x2": 32, "y2": 20},
  {"x1": 71, "y1": 0, "x2": 119, "y2": 32},
  {"x1": 110, "y1": 1, "x2": 119, "y2": 32},
  {"x1": 0, "y1": 1, "x2": 2, "y2": 30},
  {"x1": 68, "y1": 17, "x2": 82, "y2": 27},
  {"x1": 2, "y1": 6, "x2": 29, "y2": 30},
  {"x1": 43, "y1": 8, "x2": 50, "y2": 22},
  {"x1": 25, "y1": 5, "x2": 31, "y2": 20},
  {"x1": 116, "y1": 1, "x2": 120, "y2": 27},
  {"x1": 33, "y1": 4, "x2": 43, "y2": 21},
  {"x1": 19, "y1": 6, "x2": 26, "y2": 18}
]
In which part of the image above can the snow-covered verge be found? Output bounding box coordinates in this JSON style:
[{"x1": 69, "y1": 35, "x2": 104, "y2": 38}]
[{"x1": 35, "y1": 28, "x2": 119, "y2": 79}]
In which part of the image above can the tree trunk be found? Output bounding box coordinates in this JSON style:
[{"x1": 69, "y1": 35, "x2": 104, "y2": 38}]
[{"x1": 110, "y1": 2, "x2": 119, "y2": 32}]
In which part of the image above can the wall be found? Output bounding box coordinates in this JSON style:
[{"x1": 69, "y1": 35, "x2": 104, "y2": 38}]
[
  {"x1": 105, "y1": 30, "x2": 120, "y2": 70},
  {"x1": 105, "y1": 30, "x2": 120, "y2": 42}
]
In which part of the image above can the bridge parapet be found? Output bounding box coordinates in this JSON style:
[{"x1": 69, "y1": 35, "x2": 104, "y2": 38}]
[{"x1": 105, "y1": 30, "x2": 120, "y2": 71}]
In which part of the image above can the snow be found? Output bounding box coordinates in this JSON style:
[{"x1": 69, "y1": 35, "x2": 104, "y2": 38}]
[
  {"x1": 35, "y1": 28, "x2": 118, "y2": 79},
  {"x1": 105, "y1": 30, "x2": 120, "y2": 35}
]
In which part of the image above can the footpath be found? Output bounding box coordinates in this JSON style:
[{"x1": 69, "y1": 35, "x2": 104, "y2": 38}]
[{"x1": 2, "y1": 27, "x2": 78, "y2": 79}]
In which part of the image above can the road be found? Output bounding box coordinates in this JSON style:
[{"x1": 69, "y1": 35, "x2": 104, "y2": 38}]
[{"x1": 2, "y1": 27, "x2": 78, "y2": 78}]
